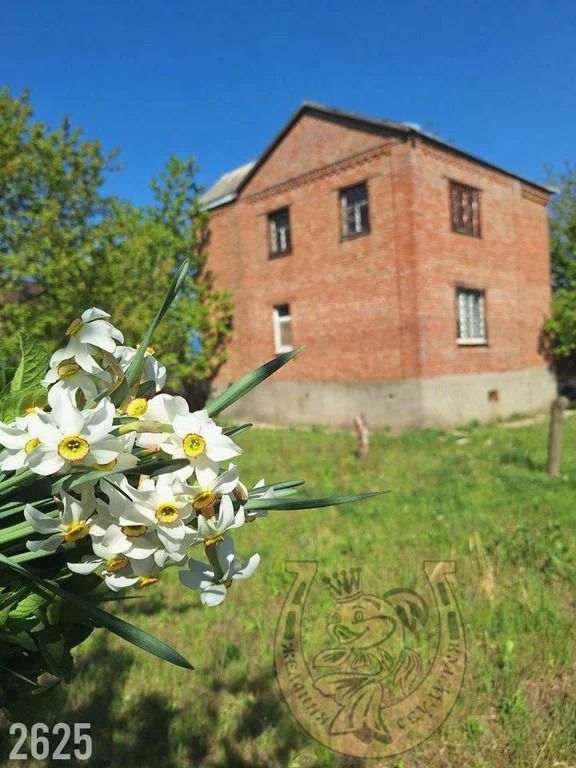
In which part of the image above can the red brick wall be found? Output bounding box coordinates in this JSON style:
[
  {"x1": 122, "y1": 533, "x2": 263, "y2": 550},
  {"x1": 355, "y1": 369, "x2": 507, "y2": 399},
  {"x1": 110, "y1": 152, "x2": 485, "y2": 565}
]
[
  {"x1": 243, "y1": 114, "x2": 392, "y2": 196},
  {"x1": 410, "y1": 140, "x2": 551, "y2": 378},
  {"x1": 206, "y1": 115, "x2": 551, "y2": 388}
]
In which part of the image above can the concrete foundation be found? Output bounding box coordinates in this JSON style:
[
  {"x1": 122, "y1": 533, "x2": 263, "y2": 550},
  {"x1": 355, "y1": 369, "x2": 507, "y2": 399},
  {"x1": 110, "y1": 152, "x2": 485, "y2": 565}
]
[{"x1": 211, "y1": 367, "x2": 556, "y2": 430}]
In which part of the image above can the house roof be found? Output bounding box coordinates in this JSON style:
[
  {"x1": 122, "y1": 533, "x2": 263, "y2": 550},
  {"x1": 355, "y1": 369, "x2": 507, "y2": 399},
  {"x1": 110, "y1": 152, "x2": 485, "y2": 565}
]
[
  {"x1": 201, "y1": 161, "x2": 255, "y2": 210},
  {"x1": 202, "y1": 102, "x2": 552, "y2": 209}
]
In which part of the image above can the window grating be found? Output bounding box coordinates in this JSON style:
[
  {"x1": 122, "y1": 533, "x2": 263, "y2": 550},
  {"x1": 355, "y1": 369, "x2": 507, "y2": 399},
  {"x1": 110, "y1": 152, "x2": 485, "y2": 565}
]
[
  {"x1": 269, "y1": 208, "x2": 291, "y2": 257},
  {"x1": 450, "y1": 181, "x2": 480, "y2": 237},
  {"x1": 456, "y1": 288, "x2": 486, "y2": 343},
  {"x1": 340, "y1": 182, "x2": 370, "y2": 238}
]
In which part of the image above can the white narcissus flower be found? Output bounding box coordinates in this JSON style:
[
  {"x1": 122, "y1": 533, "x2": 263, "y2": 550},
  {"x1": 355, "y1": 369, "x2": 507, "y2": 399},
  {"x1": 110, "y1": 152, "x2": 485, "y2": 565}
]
[
  {"x1": 67, "y1": 536, "x2": 133, "y2": 590},
  {"x1": 103, "y1": 553, "x2": 170, "y2": 592},
  {"x1": 25, "y1": 488, "x2": 96, "y2": 552},
  {"x1": 131, "y1": 393, "x2": 190, "y2": 447},
  {"x1": 186, "y1": 464, "x2": 239, "y2": 513},
  {"x1": 127, "y1": 473, "x2": 195, "y2": 554},
  {"x1": 179, "y1": 536, "x2": 260, "y2": 606},
  {"x1": 42, "y1": 358, "x2": 111, "y2": 400},
  {"x1": 163, "y1": 409, "x2": 242, "y2": 475},
  {"x1": 89, "y1": 432, "x2": 139, "y2": 474},
  {"x1": 194, "y1": 494, "x2": 245, "y2": 547},
  {"x1": 89, "y1": 507, "x2": 167, "y2": 563},
  {"x1": 94, "y1": 475, "x2": 192, "y2": 562},
  {"x1": 26, "y1": 388, "x2": 124, "y2": 476},
  {"x1": 50, "y1": 307, "x2": 124, "y2": 375},
  {"x1": 115, "y1": 345, "x2": 167, "y2": 393},
  {"x1": 0, "y1": 413, "x2": 43, "y2": 472}
]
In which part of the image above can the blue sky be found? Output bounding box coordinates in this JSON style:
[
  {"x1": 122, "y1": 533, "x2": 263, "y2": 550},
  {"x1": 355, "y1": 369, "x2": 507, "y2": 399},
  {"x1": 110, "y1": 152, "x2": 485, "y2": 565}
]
[{"x1": 2, "y1": 0, "x2": 574, "y2": 205}]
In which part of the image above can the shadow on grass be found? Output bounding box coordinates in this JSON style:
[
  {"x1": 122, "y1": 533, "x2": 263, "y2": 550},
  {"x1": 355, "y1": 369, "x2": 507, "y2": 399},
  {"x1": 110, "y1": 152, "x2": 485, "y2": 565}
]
[
  {"x1": 498, "y1": 449, "x2": 540, "y2": 472},
  {"x1": 0, "y1": 634, "x2": 315, "y2": 768}
]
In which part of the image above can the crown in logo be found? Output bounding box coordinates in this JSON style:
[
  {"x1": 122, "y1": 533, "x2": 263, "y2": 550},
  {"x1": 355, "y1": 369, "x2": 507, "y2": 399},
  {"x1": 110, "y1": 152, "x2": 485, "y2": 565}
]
[{"x1": 322, "y1": 567, "x2": 362, "y2": 601}]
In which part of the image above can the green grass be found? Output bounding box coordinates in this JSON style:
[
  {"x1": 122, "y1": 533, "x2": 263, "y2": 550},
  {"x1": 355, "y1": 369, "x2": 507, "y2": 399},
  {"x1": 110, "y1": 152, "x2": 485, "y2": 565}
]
[{"x1": 2, "y1": 417, "x2": 576, "y2": 767}]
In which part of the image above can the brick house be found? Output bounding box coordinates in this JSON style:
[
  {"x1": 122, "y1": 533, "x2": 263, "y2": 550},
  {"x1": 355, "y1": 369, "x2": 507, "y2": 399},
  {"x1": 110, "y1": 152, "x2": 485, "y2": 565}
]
[{"x1": 203, "y1": 102, "x2": 555, "y2": 429}]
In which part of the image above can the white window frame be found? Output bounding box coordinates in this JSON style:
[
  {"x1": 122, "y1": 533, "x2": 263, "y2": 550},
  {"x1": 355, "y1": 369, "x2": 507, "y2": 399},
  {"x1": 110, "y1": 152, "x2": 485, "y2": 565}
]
[
  {"x1": 456, "y1": 288, "x2": 487, "y2": 345},
  {"x1": 273, "y1": 304, "x2": 293, "y2": 353}
]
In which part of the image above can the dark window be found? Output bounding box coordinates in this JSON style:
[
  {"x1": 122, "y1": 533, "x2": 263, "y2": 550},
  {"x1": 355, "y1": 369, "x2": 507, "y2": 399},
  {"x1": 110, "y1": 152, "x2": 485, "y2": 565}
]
[
  {"x1": 268, "y1": 208, "x2": 291, "y2": 257},
  {"x1": 450, "y1": 181, "x2": 481, "y2": 237},
  {"x1": 340, "y1": 182, "x2": 369, "y2": 238},
  {"x1": 456, "y1": 287, "x2": 486, "y2": 343}
]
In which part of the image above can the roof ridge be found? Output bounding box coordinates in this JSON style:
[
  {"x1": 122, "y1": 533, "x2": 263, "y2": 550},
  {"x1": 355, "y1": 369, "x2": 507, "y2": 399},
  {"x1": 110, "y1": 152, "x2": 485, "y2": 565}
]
[{"x1": 202, "y1": 102, "x2": 552, "y2": 210}]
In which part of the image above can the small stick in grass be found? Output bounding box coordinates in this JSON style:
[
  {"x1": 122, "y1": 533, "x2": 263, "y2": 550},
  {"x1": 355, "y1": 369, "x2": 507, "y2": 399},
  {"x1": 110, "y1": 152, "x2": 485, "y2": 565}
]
[{"x1": 354, "y1": 414, "x2": 370, "y2": 459}]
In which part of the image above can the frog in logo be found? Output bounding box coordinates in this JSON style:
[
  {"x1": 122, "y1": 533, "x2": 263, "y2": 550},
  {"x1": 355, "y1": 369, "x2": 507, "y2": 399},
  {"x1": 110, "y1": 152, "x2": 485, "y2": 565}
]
[
  {"x1": 275, "y1": 561, "x2": 466, "y2": 759},
  {"x1": 313, "y1": 568, "x2": 429, "y2": 744}
]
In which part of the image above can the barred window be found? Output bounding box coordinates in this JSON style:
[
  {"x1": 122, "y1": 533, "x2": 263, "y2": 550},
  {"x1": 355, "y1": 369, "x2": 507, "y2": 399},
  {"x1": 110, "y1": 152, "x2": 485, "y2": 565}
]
[
  {"x1": 450, "y1": 181, "x2": 480, "y2": 237},
  {"x1": 456, "y1": 288, "x2": 486, "y2": 344},
  {"x1": 340, "y1": 182, "x2": 369, "y2": 238},
  {"x1": 269, "y1": 208, "x2": 291, "y2": 257},
  {"x1": 273, "y1": 304, "x2": 293, "y2": 353}
]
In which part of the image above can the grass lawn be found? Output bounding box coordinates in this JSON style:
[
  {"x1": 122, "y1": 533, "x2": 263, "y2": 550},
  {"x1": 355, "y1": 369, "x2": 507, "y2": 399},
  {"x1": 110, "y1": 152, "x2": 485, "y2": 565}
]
[{"x1": 2, "y1": 416, "x2": 575, "y2": 767}]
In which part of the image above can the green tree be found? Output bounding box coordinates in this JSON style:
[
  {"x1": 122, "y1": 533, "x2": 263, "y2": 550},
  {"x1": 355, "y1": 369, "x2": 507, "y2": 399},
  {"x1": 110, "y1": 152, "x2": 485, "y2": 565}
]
[
  {"x1": 542, "y1": 163, "x2": 576, "y2": 360},
  {"x1": 0, "y1": 87, "x2": 231, "y2": 402}
]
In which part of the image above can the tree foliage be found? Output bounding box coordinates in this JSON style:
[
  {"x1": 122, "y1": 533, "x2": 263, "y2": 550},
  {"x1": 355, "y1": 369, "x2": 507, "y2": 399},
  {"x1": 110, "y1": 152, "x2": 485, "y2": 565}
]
[
  {"x1": 0, "y1": 87, "x2": 232, "y2": 400},
  {"x1": 543, "y1": 163, "x2": 576, "y2": 359}
]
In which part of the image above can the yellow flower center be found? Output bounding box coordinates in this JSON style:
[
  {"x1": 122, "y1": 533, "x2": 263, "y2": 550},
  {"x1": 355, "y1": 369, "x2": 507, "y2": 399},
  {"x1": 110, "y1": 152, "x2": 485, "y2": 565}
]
[
  {"x1": 121, "y1": 524, "x2": 148, "y2": 538},
  {"x1": 155, "y1": 503, "x2": 180, "y2": 524},
  {"x1": 136, "y1": 343, "x2": 156, "y2": 355},
  {"x1": 91, "y1": 459, "x2": 118, "y2": 472},
  {"x1": 192, "y1": 490, "x2": 216, "y2": 510},
  {"x1": 137, "y1": 576, "x2": 159, "y2": 589},
  {"x1": 126, "y1": 398, "x2": 148, "y2": 418},
  {"x1": 63, "y1": 522, "x2": 90, "y2": 543},
  {"x1": 182, "y1": 433, "x2": 206, "y2": 458},
  {"x1": 105, "y1": 556, "x2": 129, "y2": 573},
  {"x1": 57, "y1": 361, "x2": 81, "y2": 379},
  {"x1": 25, "y1": 437, "x2": 41, "y2": 454},
  {"x1": 66, "y1": 317, "x2": 84, "y2": 337},
  {"x1": 58, "y1": 435, "x2": 90, "y2": 462},
  {"x1": 25, "y1": 407, "x2": 41, "y2": 415}
]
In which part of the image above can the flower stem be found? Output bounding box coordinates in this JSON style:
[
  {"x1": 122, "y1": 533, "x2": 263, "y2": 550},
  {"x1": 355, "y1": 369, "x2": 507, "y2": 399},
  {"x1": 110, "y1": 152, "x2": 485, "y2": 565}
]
[{"x1": 205, "y1": 543, "x2": 225, "y2": 582}]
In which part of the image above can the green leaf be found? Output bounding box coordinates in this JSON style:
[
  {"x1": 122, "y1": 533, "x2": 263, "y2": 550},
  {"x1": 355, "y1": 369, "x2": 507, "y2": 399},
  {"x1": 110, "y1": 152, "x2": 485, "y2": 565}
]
[
  {"x1": 0, "y1": 385, "x2": 48, "y2": 424},
  {"x1": 244, "y1": 490, "x2": 388, "y2": 511},
  {"x1": 35, "y1": 626, "x2": 73, "y2": 681},
  {"x1": 111, "y1": 259, "x2": 190, "y2": 405},
  {"x1": 131, "y1": 458, "x2": 190, "y2": 478},
  {"x1": 0, "y1": 553, "x2": 194, "y2": 670},
  {"x1": 223, "y1": 423, "x2": 253, "y2": 437},
  {"x1": 52, "y1": 457, "x2": 191, "y2": 493},
  {"x1": 0, "y1": 364, "x2": 16, "y2": 391},
  {"x1": 205, "y1": 345, "x2": 304, "y2": 418},
  {"x1": 10, "y1": 332, "x2": 49, "y2": 393},
  {"x1": 9, "y1": 592, "x2": 47, "y2": 619},
  {"x1": 248, "y1": 479, "x2": 305, "y2": 496},
  {"x1": 0, "y1": 498, "x2": 54, "y2": 522},
  {"x1": 0, "y1": 588, "x2": 28, "y2": 626}
]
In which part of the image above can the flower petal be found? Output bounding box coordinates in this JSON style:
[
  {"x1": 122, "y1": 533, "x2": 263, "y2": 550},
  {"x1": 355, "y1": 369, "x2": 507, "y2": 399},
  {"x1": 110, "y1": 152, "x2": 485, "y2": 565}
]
[
  {"x1": 26, "y1": 533, "x2": 63, "y2": 552},
  {"x1": 24, "y1": 504, "x2": 61, "y2": 534},
  {"x1": 68, "y1": 556, "x2": 102, "y2": 574},
  {"x1": 201, "y1": 584, "x2": 227, "y2": 606},
  {"x1": 27, "y1": 445, "x2": 66, "y2": 476},
  {"x1": 48, "y1": 389, "x2": 84, "y2": 435},
  {"x1": 205, "y1": 433, "x2": 242, "y2": 462}
]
